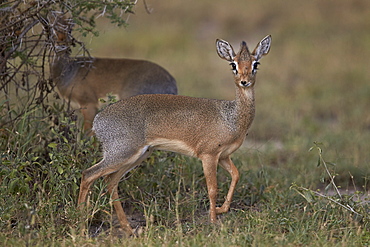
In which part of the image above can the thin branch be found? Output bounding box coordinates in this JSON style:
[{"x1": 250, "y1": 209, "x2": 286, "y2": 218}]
[
  {"x1": 299, "y1": 186, "x2": 363, "y2": 218},
  {"x1": 143, "y1": 0, "x2": 153, "y2": 14},
  {"x1": 319, "y1": 152, "x2": 342, "y2": 199}
]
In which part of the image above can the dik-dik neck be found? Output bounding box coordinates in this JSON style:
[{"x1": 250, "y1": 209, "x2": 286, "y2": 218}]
[
  {"x1": 50, "y1": 50, "x2": 79, "y2": 89},
  {"x1": 234, "y1": 84, "x2": 256, "y2": 131},
  {"x1": 50, "y1": 51, "x2": 70, "y2": 79}
]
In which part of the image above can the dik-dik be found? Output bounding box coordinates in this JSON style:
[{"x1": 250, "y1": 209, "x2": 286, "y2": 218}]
[
  {"x1": 78, "y1": 35, "x2": 271, "y2": 236},
  {"x1": 49, "y1": 14, "x2": 177, "y2": 131}
]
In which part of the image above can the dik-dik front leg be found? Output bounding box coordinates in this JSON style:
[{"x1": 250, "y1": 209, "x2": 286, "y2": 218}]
[
  {"x1": 201, "y1": 154, "x2": 220, "y2": 222},
  {"x1": 216, "y1": 156, "x2": 240, "y2": 214}
]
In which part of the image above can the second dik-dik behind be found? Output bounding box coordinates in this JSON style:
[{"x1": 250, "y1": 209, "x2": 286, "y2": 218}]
[
  {"x1": 78, "y1": 35, "x2": 272, "y2": 236},
  {"x1": 49, "y1": 14, "x2": 177, "y2": 131}
]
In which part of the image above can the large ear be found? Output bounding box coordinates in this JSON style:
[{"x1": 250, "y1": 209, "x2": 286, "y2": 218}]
[
  {"x1": 253, "y1": 35, "x2": 271, "y2": 61},
  {"x1": 216, "y1": 39, "x2": 236, "y2": 62}
]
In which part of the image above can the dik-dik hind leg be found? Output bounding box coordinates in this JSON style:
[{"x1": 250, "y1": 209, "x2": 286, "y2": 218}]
[
  {"x1": 78, "y1": 158, "x2": 120, "y2": 207},
  {"x1": 79, "y1": 146, "x2": 153, "y2": 207},
  {"x1": 106, "y1": 182, "x2": 134, "y2": 236},
  {"x1": 105, "y1": 147, "x2": 153, "y2": 236},
  {"x1": 78, "y1": 161, "x2": 103, "y2": 207},
  {"x1": 80, "y1": 104, "x2": 98, "y2": 132},
  {"x1": 216, "y1": 156, "x2": 240, "y2": 214},
  {"x1": 200, "y1": 154, "x2": 220, "y2": 223},
  {"x1": 78, "y1": 159, "x2": 119, "y2": 235}
]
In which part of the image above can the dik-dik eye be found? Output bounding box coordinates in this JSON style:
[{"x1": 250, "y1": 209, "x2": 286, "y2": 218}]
[
  {"x1": 252, "y1": 61, "x2": 260, "y2": 75},
  {"x1": 229, "y1": 62, "x2": 238, "y2": 74}
]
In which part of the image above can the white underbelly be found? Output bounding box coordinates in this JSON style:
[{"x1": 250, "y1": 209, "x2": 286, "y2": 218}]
[{"x1": 148, "y1": 138, "x2": 196, "y2": 157}]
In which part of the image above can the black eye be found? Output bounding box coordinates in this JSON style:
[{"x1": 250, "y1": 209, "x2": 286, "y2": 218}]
[
  {"x1": 230, "y1": 62, "x2": 237, "y2": 74},
  {"x1": 252, "y1": 61, "x2": 260, "y2": 74},
  {"x1": 230, "y1": 63, "x2": 236, "y2": 70}
]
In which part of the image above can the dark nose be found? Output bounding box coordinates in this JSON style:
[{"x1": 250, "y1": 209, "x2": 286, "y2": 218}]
[{"x1": 241, "y1": 81, "x2": 248, "y2": 86}]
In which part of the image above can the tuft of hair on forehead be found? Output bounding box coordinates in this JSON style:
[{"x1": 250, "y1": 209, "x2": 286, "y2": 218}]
[{"x1": 238, "y1": 41, "x2": 251, "y2": 60}]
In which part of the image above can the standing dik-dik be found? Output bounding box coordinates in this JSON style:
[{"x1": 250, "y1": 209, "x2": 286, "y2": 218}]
[
  {"x1": 49, "y1": 14, "x2": 177, "y2": 131},
  {"x1": 78, "y1": 35, "x2": 271, "y2": 235}
]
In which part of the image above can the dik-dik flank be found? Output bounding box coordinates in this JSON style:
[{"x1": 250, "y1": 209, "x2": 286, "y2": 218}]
[
  {"x1": 49, "y1": 13, "x2": 177, "y2": 131},
  {"x1": 78, "y1": 35, "x2": 271, "y2": 236}
]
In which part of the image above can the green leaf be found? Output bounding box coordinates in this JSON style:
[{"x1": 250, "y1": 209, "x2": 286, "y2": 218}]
[
  {"x1": 57, "y1": 166, "x2": 64, "y2": 175},
  {"x1": 48, "y1": 143, "x2": 58, "y2": 149}
]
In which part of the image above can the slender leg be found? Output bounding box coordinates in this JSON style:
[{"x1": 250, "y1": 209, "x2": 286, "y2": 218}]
[
  {"x1": 78, "y1": 159, "x2": 116, "y2": 235},
  {"x1": 78, "y1": 159, "x2": 112, "y2": 207},
  {"x1": 106, "y1": 181, "x2": 134, "y2": 236},
  {"x1": 80, "y1": 104, "x2": 97, "y2": 132},
  {"x1": 78, "y1": 146, "x2": 152, "y2": 208},
  {"x1": 200, "y1": 154, "x2": 219, "y2": 223},
  {"x1": 104, "y1": 147, "x2": 153, "y2": 236},
  {"x1": 215, "y1": 156, "x2": 240, "y2": 214},
  {"x1": 77, "y1": 151, "x2": 141, "y2": 235}
]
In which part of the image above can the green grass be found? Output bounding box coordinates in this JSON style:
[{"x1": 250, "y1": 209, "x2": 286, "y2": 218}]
[{"x1": 1, "y1": 0, "x2": 370, "y2": 245}]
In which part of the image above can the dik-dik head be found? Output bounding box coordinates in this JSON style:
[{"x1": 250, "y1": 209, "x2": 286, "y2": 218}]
[
  {"x1": 216, "y1": 35, "x2": 271, "y2": 88},
  {"x1": 47, "y1": 12, "x2": 74, "y2": 51}
]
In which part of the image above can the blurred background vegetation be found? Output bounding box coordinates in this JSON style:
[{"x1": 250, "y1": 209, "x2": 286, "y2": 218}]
[{"x1": 1, "y1": 0, "x2": 370, "y2": 245}]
